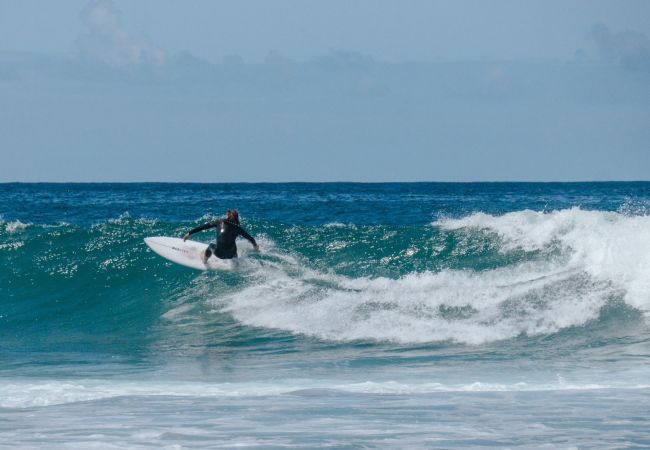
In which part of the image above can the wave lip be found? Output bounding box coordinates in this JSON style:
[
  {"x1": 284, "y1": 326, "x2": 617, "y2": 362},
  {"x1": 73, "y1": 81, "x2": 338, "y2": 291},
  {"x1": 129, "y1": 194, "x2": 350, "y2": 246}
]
[{"x1": 436, "y1": 208, "x2": 650, "y2": 312}]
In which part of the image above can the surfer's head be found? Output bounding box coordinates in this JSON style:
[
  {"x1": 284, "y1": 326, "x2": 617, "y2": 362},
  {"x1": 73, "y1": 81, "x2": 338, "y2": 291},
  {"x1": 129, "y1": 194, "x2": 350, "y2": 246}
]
[{"x1": 226, "y1": 209, "x2": 240, "y2": 224}]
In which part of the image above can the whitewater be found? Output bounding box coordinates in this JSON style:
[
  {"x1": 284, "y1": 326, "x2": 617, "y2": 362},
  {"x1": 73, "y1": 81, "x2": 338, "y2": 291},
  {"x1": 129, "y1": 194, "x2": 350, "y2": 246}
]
[{"x1": 1, "y1": 182, "x2": 650, "y2": 448}]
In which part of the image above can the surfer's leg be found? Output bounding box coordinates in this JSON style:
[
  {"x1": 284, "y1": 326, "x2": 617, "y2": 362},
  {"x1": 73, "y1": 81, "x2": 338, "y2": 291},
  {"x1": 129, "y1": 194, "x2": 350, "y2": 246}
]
[{"x1": 203, "y1": 243, "x2": 217, "y2": 263}]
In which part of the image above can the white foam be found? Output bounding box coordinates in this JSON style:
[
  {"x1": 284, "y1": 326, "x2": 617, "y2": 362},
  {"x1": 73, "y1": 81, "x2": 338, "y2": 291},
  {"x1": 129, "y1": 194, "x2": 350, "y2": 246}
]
[
  {"x1": 106, "y1": 212, "x2": 131, "y2": 224},
  {"x1": 324, "y1": 222, "x2": 355, "y2": 228},
  {"x1": 219, "y1": 264, "x2": 610, "y2": 344},
  {"x1": 0, "y1": 380, "x2": 289, "y2": 408},
  {"x1": 2, "y1": 378, "x2": 648, "y2": 408},
  {"x1": 436, "y1": 208, "x2": 650, "y2": 311},
  {"x1": 0, "y1": 241, "x2": 24, "y2": 250},
  {"x1": 209, "y1": 208, "x2": 650, "y2": 345},
  {"x1": 333, "y1": 380, "x2": 650, "y2": 394},
  {"x1": 4, "y1": 220, "x2": 30, "y2": 233}
]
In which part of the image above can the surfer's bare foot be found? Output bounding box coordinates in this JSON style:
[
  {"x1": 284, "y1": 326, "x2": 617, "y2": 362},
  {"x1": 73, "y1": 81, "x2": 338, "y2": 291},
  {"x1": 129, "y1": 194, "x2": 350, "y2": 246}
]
[{"x1": 201, "y1": 250, "x2": 209, "y2": 264}]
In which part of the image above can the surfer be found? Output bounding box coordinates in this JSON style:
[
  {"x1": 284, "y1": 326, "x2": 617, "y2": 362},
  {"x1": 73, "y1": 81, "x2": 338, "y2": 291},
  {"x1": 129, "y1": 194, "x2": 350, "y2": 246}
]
[{"x1": 183, "y1": 209, "x2": 259, "y2": 261}]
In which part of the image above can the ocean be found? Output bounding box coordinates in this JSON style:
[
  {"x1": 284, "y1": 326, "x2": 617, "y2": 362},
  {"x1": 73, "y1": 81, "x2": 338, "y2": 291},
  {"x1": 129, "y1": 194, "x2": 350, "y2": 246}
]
[{"x1": 1, "y1": 182, "x2": 649, "y2": 449}]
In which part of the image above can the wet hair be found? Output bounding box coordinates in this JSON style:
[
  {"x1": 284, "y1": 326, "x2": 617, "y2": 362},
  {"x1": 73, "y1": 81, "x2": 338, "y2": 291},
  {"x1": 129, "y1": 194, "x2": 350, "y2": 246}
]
[{"x1": 226, "y1": 209, "x2": 240, "y2": 224}]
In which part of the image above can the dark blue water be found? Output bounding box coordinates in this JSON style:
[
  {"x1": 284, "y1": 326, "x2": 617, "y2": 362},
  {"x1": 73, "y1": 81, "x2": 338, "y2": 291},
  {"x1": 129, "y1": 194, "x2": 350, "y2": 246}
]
[
  {"x1": 2, "y1": 182, "x2": 650, "y2": 448},
  {"x1": 3, "y1": 182, "x2": 649, "y2": 226}
]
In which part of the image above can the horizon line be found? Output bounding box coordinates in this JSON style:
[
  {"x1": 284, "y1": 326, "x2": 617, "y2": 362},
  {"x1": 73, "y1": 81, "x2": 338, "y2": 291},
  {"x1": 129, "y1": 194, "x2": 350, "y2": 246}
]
[{"x1": 2, "y1": 180, "x2": 649, "y2": 185}]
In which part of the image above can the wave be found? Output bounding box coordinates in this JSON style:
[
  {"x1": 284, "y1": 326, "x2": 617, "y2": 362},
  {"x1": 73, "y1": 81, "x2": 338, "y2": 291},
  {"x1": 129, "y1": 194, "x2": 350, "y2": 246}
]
[
  {"x1": 4, "y1": 378, "x2": 649, "y2": 408},
  {"x1": 2, "y1": 208, "x2": 649, "y2": 350},
  {"x1": 209, "y1": 208, "x2": 650, "y2": 345}
]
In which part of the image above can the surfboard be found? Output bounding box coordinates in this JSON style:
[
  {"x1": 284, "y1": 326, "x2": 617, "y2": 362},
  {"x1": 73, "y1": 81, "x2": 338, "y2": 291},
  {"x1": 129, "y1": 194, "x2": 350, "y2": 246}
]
[{"x1": 144, "y1": 236, "x2": 234, "y2": 271}]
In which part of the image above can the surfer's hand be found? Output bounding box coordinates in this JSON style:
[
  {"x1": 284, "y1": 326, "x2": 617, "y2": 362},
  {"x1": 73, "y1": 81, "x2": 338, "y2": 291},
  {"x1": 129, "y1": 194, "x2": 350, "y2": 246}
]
[
  {"x1": 183, "y1": 233, "x2": 190, "y2": 241},
  {"x1": 253, "y1": 244, "x2": 260, "y2": 251}
]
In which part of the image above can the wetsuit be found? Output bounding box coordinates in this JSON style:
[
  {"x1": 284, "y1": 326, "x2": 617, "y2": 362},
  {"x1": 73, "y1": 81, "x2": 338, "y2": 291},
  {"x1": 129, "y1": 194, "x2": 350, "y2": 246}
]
[{"x1": 186, "y1": 219, "x2": 256, "y2": 259}]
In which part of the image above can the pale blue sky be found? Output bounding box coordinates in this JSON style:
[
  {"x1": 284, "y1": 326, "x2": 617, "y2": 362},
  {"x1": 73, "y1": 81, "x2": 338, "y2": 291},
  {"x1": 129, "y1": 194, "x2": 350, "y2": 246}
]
[{"x1": 1, "y1": 0, "x2": 649, "y2": 181}]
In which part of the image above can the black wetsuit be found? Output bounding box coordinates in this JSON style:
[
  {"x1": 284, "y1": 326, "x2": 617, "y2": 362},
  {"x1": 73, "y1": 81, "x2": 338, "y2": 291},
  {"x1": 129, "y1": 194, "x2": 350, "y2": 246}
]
[{"x1": 187, "y1": 219, "x2": 256, "y2": 259}]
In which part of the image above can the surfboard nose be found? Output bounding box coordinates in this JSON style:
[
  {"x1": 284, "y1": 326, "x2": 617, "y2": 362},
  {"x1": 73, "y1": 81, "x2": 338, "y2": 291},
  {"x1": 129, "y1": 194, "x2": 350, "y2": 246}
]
[{"x1": 143, "y1": 237, "x2": 158, "y2": 250}]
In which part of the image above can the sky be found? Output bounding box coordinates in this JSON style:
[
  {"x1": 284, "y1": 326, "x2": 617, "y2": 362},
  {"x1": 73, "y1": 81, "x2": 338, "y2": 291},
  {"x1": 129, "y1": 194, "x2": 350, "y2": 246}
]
[{"x1": 1, "y1": 0, "x2": 649, "y2": 181}]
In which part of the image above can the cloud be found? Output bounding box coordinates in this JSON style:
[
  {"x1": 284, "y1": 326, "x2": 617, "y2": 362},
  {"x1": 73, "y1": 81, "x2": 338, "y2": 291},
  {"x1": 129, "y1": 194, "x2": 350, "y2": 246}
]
[
  {"x1": 76, "y1": 0, "x2": 165, "y2": 70},
  {"x1": 588, "y1": 24, "x2": 650, "y2": 71}
]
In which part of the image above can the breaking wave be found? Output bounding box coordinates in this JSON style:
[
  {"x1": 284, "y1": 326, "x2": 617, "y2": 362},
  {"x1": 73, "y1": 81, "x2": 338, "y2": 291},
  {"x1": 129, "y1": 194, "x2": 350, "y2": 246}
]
[
  {"x1": 208, "y1": 208, "x2": 650, "y2": 344},
  {"x1": 3, "y1": 207, "x2": 650, "y2": 353}
]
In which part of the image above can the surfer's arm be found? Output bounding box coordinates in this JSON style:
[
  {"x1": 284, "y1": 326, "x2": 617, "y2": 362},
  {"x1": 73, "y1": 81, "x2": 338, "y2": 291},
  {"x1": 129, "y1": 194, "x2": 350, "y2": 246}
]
[
  {"x1": 238, "y1": 227, "x2": 259, "y2": 250},
  {"x1": 183, "y1": 220, "x2": 221, "y2": 240}
]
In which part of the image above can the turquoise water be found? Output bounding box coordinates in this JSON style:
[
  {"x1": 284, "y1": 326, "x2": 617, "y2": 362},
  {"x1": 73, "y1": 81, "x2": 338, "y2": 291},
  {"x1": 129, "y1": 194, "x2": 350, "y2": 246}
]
[{"x1": 2, "y1": 183, "x2": 650, "y2": 448}]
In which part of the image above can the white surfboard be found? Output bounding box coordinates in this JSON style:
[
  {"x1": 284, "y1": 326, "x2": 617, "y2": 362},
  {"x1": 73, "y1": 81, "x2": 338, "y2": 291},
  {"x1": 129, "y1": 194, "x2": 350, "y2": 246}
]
[{"x1": 144, "y1": 236, "x2": 234, "y2": 271}]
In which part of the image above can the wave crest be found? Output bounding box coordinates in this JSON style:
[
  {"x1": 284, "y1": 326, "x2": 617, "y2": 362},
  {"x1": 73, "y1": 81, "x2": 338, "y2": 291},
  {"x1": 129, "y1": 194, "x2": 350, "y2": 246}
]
[{"x1": 436, "y1": 208, "x2": 650, "y2": 311}]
